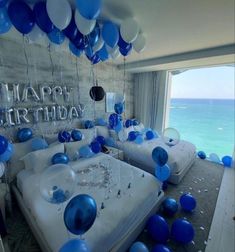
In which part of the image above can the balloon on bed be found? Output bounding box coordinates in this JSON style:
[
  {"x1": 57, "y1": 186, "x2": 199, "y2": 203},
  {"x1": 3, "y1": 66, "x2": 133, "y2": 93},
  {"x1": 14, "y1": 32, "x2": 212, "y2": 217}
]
[
  {"x1": 163, "y1": 127, "x2": 180, "y2": 146},
  {"x1": 0, "y1": 135, "x2": 14, "y2": 162}
]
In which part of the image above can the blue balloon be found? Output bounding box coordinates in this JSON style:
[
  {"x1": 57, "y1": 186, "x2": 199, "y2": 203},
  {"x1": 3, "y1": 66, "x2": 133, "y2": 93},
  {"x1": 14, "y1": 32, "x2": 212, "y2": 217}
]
[
  {"x1": 85, "y1": 46, "x2": 94, "y2": 59},
  {"x1": 84, "y1": 120, "x2": 94, "y2": 129},
  {"x1": 95, "y1": 118, "x2": 107, "y2": 126},
  {"x1": 64, "y1": 194, "x2": 97, "y2": 235},
  {"x1": 31, "y1": 137, "x2": 48, "y2": 151},
  {"x1": 114, "y1": 120, "x2": 123, "y2": 133},
  {"x1": 109, "y1": 113, "x2": 120, "y2": 129},
  {"x1": 133, "y1": 119, "x2": 139, "y2": 126},
  {"x1": 52, "y1": 153, "x2": 69, "y2": 165},
  {"x1": 114, "y1": 102, "x2": 124, "y2": 114},
  {"x1": 118, "y1": 32, "x2": 130, "y2": 50},
  {"x1": 0, "y1": 7, "x2": 12, "y2": 34},
  {"x1": 97, "y1": 44, "x2": 109, "y2": 61},
  {"x1": 59, "y1": 239, "x2": 90, "y2": 252},
  {"x1": 0, "y1": 142, "x2": 14, "y2": 162},
  {"x1": 180, "y1": 193, "x2": 197, "y2": 212},
  {"x1": 153, "y1": 130, "x2": 159, "y2": 138},
  {"x1": 197, "y1": 151, "x2": 206, "y2": 159},
  {"x1": 128, "y1": 131, "x2": 138, "y2": 141},
  {"x1": 69, "y1": 41, "x2": 82, "y2": 57},
  {"x1": 102, "y1": 21, "x2": 119, "y2": 48},
  {"x1": 33, "y1": 1, "x2": 54, "y2": 33},
  {"x1": 76, "y1": 35, "x2": 89, "y2": 50},
  {"x1": 105, "y1": 137, "x2": 116, "y2": 148},
  {"x1": 90, "y1": 53, "x2": 101, "y2": 65},
  {"x1": 95, "y1": 136, "x2": 105, "y2": 146},
  {"x1": 146, "y1": 130, "x2": 155, "y2": 140},
  {"x1": 17, "y1": 128, "x2": 33, "y2": 142},
  {"x1": 58, "y1": 131, "x2": 71, "y2": 143},
  {"x1": 152, "y1": 244, "x2": 172, "y2": 252},
  {"x1": 152, "y1": 147, "x2": 168, "y2": 166},
  {"x1": 89, "y1": 23, "x2": 100, "y2": 47},
  {"x1": 171, "y1": 219, "x2": 195, "y2": 244},
  {"x1": 63, "y1": 13, "x2": 79, "y2": 42},
  {"x1": 147, "y1": 215, "x2": 170, "y2": 243},
  {"x1": 162, "y1": 198, "x2": 178, "y2": 216},
  {"x1": 79, "y1": 145, "x2": 94, "y2": 158},
  {"x1": 0, "y1": 135, "x2": 8, "y2": 155},
  {"x1": 71, "y1": 130, "x2": 83, "y2": 141},
  {"x1": 125, "y1": 119, "x2": 133, "y2": 128},
  {"x1": 162, "y1": 181, "x2": 168, "y2": 191},
  {"x1": 0, "y1": 0, "x2": 7, "y2": 8},
  {"x1": 222, "y1": 155, "x2": 233, "y2": 167},
  {"x1": 134, "y1": 135, "x2": 144, "y2": 145},
  {"x1": 48, "y1": 27, "x2": 65, "y2": 45},
  {"x1": 75, "y1": 0, "x2": 101, "y2": 20},
  {"x1": 8, "y1": 1, "x2": 35, "y2": 34},
  {"x1": 155, "y1": 164, "x2": 171, "y2": 182},
  {"x1": 90, "y1": 140, "x2": 101, "y2": 154},
  {"x1": 119, "y1": 43, "x2": 132, "y2": 57},
  {"x1": 129, "y1": 242, "x2": 149, "y2": 252}
]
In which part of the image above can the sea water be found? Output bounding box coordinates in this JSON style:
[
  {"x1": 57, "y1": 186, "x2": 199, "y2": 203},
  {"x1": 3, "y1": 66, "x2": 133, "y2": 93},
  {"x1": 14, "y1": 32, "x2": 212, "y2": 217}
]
[{"x1": 168, "y1": 99, "x2": 235, "y2": 158}]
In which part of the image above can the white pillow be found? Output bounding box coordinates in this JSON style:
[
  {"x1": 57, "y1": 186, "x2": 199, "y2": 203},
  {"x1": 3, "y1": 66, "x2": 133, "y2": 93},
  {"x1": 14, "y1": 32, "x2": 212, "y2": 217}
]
[
  {"x1": 21, "y1": 143, "x2": 64, "y2": 173},
  {"x1": 44, "y1": 134, "x2": 58, "y2": 144},
  {"x1": 96, "y1": 126, "x2": 110, "y2": 139},
  {"x1": 65, "y1": 140, "x2": 90, "y2": 161}
]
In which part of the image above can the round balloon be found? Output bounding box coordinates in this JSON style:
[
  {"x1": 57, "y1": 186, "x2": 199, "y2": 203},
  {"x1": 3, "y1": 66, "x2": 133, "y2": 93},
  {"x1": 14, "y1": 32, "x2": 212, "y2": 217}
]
[
  {"x1": 31, "y1": 137, "x2": 48, "y2": 151},
  {"x1": 109, "y1": 113, "x2": 120, "y2": 129},
  {"x1": 171, "y1": 219, "x2": 195, "y2": 244},
  {"x1": 102, "y1": 21, "x2": 119, "y2": 48},
  {"x1": 48, "y1": 27, "x2": 65, "y2": 45},
  {"x1": 0, "y1": 135, "x2": 8, "y2": 155},
  {"x1": 63, "y1": 13, "x2": 79, "y2": 42},
  {"x1": 69, "y1": 42, "x2": 82, "y2": 57},
  {"x1": 133, "y1": 119, "x2": 139, "y2": 126},
  {"x1": 125, "y1": 119, "x2": 133, "y2": 128},
  {"x1": 88, "y1": 23, "x2": 100, "y2": 47},
  {"x1": 114, "y1": 102, "x2": 124, "y2": 114},
  {"x1": 118, "y1": 129, "x2": 128, "y2": 142},
  {"x1": 162, "y1": 198, "x2": 178, "y2": 216},
  {"x1": 95, "y1": 136, "x2": 105, "y2": 146},
  {"x1": 197, "y1": 151, "x2": 206, "y2": 160},
  {"x1": 39, "y1": 164, "x2": 75, "y2": 204},
  {"x1": 75, "y1": 0, "x2": 101, "y2": 20},
  {"x1": 97, "y1": 44, "x2": 109, "y2": 61},
  {"x1": 147, "y1": 215, "x2": 170, "y2": 243},
  {"x1": 129, "y1": 242, "x2": 149, "y2": 252},
  {"x1": 33, "y1": 1, "x2": 54, "y2": 33},
  {"x1": 0, "y1": 142, "x2": 14, "y2": 162},
  {"x1": 152, "y1": 244, "x2": 172, "y2": 252},
  {"x1": 222, "y1": 155, "x2": 232, "y2": 167},
  {"x1": 64, "y1": 194, "x2": 97, "y2": 235},
  {"x1": 155, "y1": 164, "x2": 171, "y2": 182},
  {"x1": 0, "y1": 7, "x2": 12, "y2": 35},
  {"x1": 71, "y1": 130, "x2": 83, "y2": 141},
  {"x1": 52, "y1": 153, "x2": 69, "y2": 165},
  {"x1": 133, "y1": 33, "x2": 146, "y2": 53},
  {"x1": 8, "y1": 0, "x2": 35, "y2": 34},
  {"x1": 119, "y1": 43, "x2": 132, "y2": 57},
  {"x1": 17, "y1": 128, "x2": 33, "y2": 142},
  {"x1": 146, "y1": 130, "x2": 155, "y2": 140},
  {"x1": 46, "y1": 0, "x2": 72, "y2": 30},
  {"x1": 134, "y1": 135, "x2": 144, "y2": 145},
  {"x1": 114, "y1": 120, "x2": 123, "y2": 133},
  {"x1": 84, "y1": 120, "x2": 94, "y2": 129},
  {"x1": 58, "y1": 131, "x2": 71, "y2": 143},
  {"x1": 120, "y1": 18, "x2": 139, "y2": 43},
  {"x1": 163, "y1": 127, "x2": 180, "y2": 146},
  {"x1": 180, "y1": 193, "x2": 196, "y2": 212},
  {"x1": 152, "y1": 147, "x2": 168, "y2": 166},
  {"x1": 209, "y1": 153, "x2": 220, "y2": 163},
  {"x1": 93, "y1": 36, "x2": 104, "y2": 53},
  {"x1": 79, "y1": 145, "x2": 94, "y2": 158},
  {"x1": 118, "y1": 32, "x2": 130, "y2": 50},
  {"x1": 75, "y1": 10, "x2": 96, "y2": 36},
  {"x1": 59, "y1": 239, "x2": 90, "y2": 252},
  {"x1": 128, "y1": 131, "x2": 138, "y2": 141},
  {"x1": 89, "y1": 86, "x2": 105, "y2": 101},
  {"x1": 90, "y1": 140, "x2": 101, "y2": 154},
  {"x1": 96, "y1": 118, "x2": 107, "y2": 126}
]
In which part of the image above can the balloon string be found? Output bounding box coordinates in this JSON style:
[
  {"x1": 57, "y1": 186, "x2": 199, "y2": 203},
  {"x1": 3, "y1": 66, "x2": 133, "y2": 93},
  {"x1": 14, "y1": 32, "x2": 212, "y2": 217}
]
[
  {"x1": 75, "y1": 57, "x2": 80, "y2": 104},
  {"x1": 123, "y1": 57, "x2": 126, "y2": 119},
  {"x1": 22, "y1": 35, "x2": 30, "y2": 86},
  {"x1": 48, "y1": 44, "x2": 54, "y2": 83}
]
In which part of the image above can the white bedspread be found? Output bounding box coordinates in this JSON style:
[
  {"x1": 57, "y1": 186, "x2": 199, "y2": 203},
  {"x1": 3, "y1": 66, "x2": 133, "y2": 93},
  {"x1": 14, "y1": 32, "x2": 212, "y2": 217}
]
[
  {"x1": 117, "y1": 138, "x2": 196, "y2": 174},
  {"x1": 17, "y1": 154, "x2": 162, "y2": 252}
]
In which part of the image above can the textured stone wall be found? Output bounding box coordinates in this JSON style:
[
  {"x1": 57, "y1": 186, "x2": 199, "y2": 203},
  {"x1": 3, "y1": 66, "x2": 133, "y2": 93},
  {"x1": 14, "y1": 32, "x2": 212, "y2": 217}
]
[{"x1": 0, "y1": 37, "x2": 134, "y2": 139}]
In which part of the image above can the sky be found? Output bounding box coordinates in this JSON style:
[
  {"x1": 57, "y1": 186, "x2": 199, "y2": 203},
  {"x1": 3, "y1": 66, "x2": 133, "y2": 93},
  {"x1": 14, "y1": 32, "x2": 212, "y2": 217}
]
[{"x1": 171, "y1": 66, "x2": 235, "y2": 99}]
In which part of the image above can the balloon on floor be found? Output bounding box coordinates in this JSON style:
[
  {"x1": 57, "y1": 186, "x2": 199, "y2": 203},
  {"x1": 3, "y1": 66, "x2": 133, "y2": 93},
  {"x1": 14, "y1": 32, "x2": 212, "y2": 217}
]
[
  {"x1": 162, "y1": 198, "x2": 178, "y2": 216},
  {"x1": 180, "y1": 193, "x2": 197, "y2": 212},
  {"x1": 129, "y1": 241, "x2": 149, "y2": 252}
]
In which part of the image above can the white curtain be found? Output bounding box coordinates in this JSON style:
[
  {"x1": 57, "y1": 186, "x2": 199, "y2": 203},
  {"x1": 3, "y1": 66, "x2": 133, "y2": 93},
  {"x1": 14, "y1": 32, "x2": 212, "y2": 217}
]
[{"x1": 134, "y1": 71, "x2": 170, "y2": 133}]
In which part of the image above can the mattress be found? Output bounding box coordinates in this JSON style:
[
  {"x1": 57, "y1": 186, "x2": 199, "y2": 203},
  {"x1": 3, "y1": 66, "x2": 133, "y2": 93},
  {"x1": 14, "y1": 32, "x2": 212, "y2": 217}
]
[
  {"x1": 117, "y1": 138, "x2": 196, "y2": 175},
  {"x1": 17, "y1": 154, "x2": 162, "y2": 252}
]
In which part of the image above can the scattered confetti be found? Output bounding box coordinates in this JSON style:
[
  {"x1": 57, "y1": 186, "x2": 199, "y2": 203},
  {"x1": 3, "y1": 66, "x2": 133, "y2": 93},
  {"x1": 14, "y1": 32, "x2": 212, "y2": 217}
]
[
  {"x1": 216, "y1": 187, "x2": 219, "y2": 191},
  {"x1": 204, "y1": 240, "x2": 207, "y2": 245},
  {"x1": 194, "y1": 181, "x2": 198, "y2": 184},
  {"x1": 198, "y1": 190, "x2": 201, "y2": 193},
  {"x1": 200, "y1": 210, "x2": 204, "y2": 214},
  {"x1": 189, "y1": 187, "x2": 193, "y2": 190},
  {"x1": 204, "y1": 189, "x2": 208, "y2": 192},
  {"x1": 200, "y1": 226, "x2": 205, "y2": 230}
]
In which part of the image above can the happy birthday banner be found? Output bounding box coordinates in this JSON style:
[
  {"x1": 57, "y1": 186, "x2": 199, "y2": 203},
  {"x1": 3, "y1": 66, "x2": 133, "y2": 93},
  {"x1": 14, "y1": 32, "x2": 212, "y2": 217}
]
[{"x1": 0, "y1": 83, "x2": 85, "y2": 127}]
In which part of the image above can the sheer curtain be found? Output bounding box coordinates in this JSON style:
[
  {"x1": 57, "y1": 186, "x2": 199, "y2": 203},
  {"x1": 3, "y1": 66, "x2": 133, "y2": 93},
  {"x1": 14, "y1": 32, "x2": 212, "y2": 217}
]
[{"x1": 134, "y1": 71, "x2": 170, "y2": 133}]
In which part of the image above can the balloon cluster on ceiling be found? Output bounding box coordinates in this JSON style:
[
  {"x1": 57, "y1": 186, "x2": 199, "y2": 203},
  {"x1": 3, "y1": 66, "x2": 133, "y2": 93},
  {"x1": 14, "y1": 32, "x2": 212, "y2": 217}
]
[{"x1": 0, "y1": 0, "x2": 146, "y2": 64}]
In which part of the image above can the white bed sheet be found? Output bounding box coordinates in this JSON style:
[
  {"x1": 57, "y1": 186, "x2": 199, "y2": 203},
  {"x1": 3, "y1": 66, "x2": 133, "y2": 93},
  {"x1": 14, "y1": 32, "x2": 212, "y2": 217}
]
[
  {"x1": 17, "y1": 154, "x2": 162, "y2": 252},
  {"x1": 117, "y1": 138, "x2": 196, "y2": 174}
]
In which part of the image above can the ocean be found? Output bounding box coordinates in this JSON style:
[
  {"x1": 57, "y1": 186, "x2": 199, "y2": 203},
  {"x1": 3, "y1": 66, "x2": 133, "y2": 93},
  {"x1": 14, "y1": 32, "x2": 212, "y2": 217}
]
[{"x1": 168, "y1": 99, "x2": 235, "y2": 158}]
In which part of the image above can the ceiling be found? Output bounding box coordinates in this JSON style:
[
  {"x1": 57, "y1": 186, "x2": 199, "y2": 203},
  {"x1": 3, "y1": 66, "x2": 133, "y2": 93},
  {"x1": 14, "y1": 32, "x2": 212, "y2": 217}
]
[{"x1": 2, "y1": 0, "x2": 235, "y2": 72}]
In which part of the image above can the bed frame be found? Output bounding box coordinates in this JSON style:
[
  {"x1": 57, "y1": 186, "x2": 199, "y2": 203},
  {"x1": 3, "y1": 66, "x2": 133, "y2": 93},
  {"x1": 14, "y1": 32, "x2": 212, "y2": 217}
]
[{"x1": 12, "y1": 185, "x2": 164, "y2": 252}]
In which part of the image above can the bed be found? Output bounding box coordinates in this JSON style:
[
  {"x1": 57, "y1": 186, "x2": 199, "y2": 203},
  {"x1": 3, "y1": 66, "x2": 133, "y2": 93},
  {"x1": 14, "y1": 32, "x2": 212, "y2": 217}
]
[
  {"x1": 11, "y1": 151, "x2": 163, "y2": 252},
  {"x1": 96, "y1": 126, "x2": 196, "y2": 184}
]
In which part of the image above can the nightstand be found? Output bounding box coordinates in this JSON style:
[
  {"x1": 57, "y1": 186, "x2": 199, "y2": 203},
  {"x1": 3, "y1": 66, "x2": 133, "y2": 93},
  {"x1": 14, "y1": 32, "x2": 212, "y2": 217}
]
[{"x1": 104, "y1": 146, "x2": 124, "y2": 160}]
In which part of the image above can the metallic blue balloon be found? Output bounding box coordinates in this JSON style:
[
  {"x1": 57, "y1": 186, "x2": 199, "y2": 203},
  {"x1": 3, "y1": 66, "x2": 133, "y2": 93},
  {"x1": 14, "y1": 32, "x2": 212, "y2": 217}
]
[
  {"x1": 77, "y1": 35, "x2": 89, "y2": 50},
  {"x1": 0, "y1": 135, "x2": 8, "y2": 155},
  {"x1": 0, "y1": 142, "x2": 14, "y2": 162},
  {"x1": 125, "y1": 119, "x2": 133, "y2": 128},
  {"x1": 90, "y1": 140, "x2": 101, "y2": 154},
  {"x1": 119, "y1": 43, "x2": 132, "y2": 57},
  {"x1": 97, "y1": 44, "x2": 109, "y2": 61},
  {"x1": 146, "y1": 130, "x2": 155, "y2": 140},
  {"x1": 48, "y1": 27, "x2": 65, "y2": 45},
  {"x1": 0, "y1": 0, "x2": 8, "y2": 8},
  {"x1": 109, "y1": 113, "x2": 120, "y2": 129},
  {"x1": 59, "y1": 239, "x2": 90, "y2": 252},
  {"x1": 79, "y1": 145, "x2": 94, "y2": 158},
  {"x1": 114, "y1": 120, "x2": 123, "y2": 133},
  {"x1": 197, "y1": 151, "x2": 206, "y2": 159},
  {"x1": 75, "y1": 0, "x2": 101, "y2": 20},
  {"x1": 8, "y1": 1, "x2": 35, "y2": 34},
  {"x1": 155, "y1": 164, "x2": 171, "y2": 182},
  {"x1": 64, "y1": 194, "x2": 97, "y2": 235},
  {"x1": 17, "y1": 128, "x2": 33, "y2": 142},
  {"x1": 129, "y1": 242, "x2": 149, "y2": 252},
  {"x1": 152, "y1": 244, "x2": 172, "y2": 252},
  {"x1": 52, "y1": 153, "x2": 69, "y2": 165},
  {"x1": 84, "y1": 120, "x2": 94, "y2": 129},
  {"x1": 162, "y1": 198, "x2": 178, "y2": 216},
  {"x1": 171, "y1": 219, "x2": 195, "y2": 244},
  {"x1": 33, "y1": 1, "x2": 54, "y2": 33},
  {"x1": 118, "y1": 32, "x2": 130, "y2": 50},
  {"x1": 89, "y1": 23, "x2": 100, "y2": 47},
  {"x1": 71, "y1": 130, "x2": 83, "y2": 141},
  {"x1": 222, "y1": 155, "x2": 232, "y2": 167},
  {"x1": 63, "y1": 13, "x2": 79, "y2": 42},
  {"x1": 90, "y1": 53, "x2": 101, "y2": 65},
  {"x1": 69, "y1": 41, "x2": 82, "y2": 57},
  {"x1": 152, "y1": 147, "x2": 168, "y2": 166},
  {"x1": 95, "y1": 136, "x2": 105, "y2": 146},
  {"x1": 102, "y1": 21, "x2": 119, "y2": 48},
  {"x1": 180, "y1": 193, "x2": 196, "y2": 212},
  {"x1": 31, "y1": 137, "x2": 48, "y2": 151},
  {"x1": 114, "y1": 102, "x2": 124, "y2": 114},
  {"x1": 58, "y1": 131, "x2": 71, "y2": 143},
  {"x1": 132, "y1": 119, "x2": 139, "y2": 126},
  {"x1": 0, "y1": 7, "x2": 12, "y2": 34},
  {"x1": 128, "y1": 131, "x2": 138, "y2": 141}
]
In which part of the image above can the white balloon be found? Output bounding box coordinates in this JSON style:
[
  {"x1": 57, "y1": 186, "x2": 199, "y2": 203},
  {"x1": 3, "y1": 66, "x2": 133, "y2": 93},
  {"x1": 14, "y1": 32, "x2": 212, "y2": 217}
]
[
  {"x1": 120, "y1": 18, "x2": 139, "y2": 43},
  {"x1": 0, "y1": 162, "x2": 5, "y2": 178},
  {"x1": 27, "y1": 24, "x2": 45, "y2": 43},
  {"x1": 75, "y1": 10, "x2": 96, "y2": 36},
  {"x1": 133, "y1": 33, "x2": 146, "y2": 53},
  {"x1": 118, "y1": 129, "x2": 128, "y2": 142},
  {"x1": 46, "y1": 0, "x2": 72, "y2": 30},
  {"x1": 93, "y1": 36, "x2": 104, "y2": 52},
  {"x1": 111, "y1": 49, "x2": 121, "y2": 59}
]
